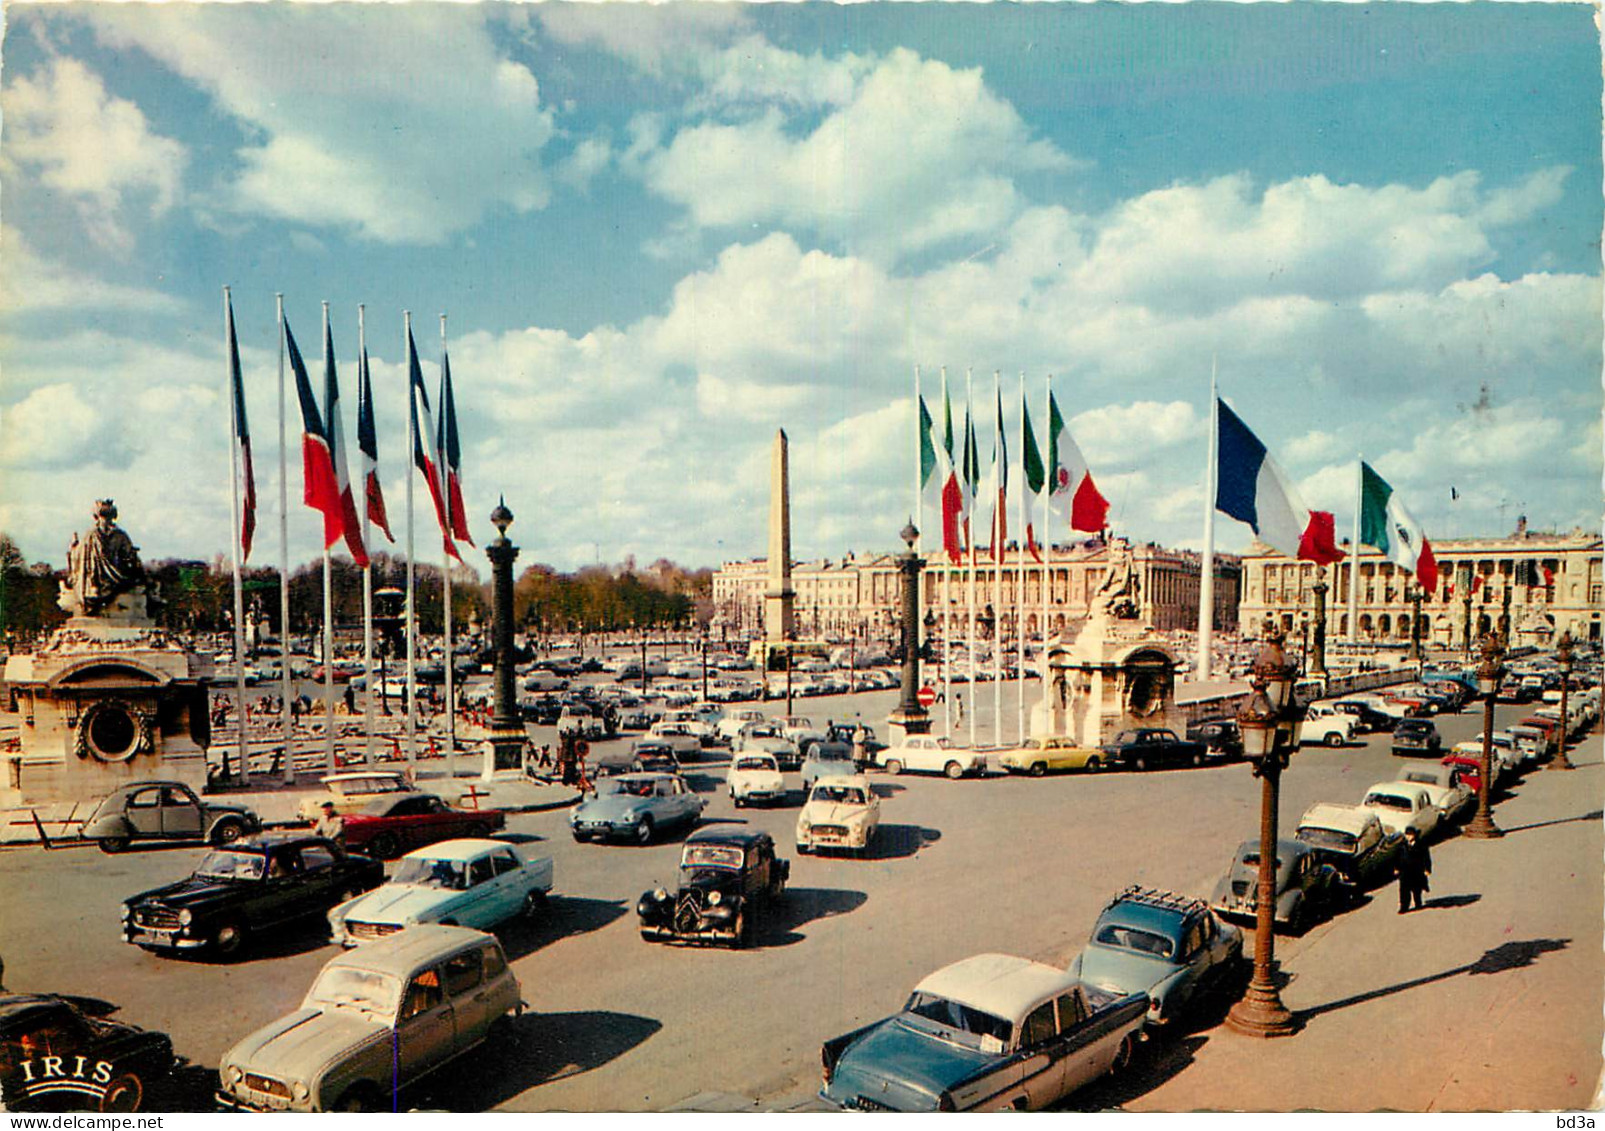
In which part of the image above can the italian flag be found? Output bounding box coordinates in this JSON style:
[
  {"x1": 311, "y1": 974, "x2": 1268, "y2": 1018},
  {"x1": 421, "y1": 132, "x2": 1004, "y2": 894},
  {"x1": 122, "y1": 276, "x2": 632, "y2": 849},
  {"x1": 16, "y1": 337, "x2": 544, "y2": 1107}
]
[{"x1": 1359, "y1": 462, "x2": 1438, "y2": 593}]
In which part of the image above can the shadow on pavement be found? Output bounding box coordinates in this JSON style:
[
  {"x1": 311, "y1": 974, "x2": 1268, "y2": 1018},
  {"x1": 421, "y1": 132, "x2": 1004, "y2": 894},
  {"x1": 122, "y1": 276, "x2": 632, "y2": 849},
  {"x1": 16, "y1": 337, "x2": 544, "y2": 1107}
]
[
  {"x1": 149, "y1": 1061, "x2": 223, "y2": 1112},
  {"x1": 681, "y1": 771, "x2": 724, "y2": 795},
  {"x1": 862, "y1": 824, "x2": 941, "y2": 861},
  {"x1": 415, "y1": 1009, "x2": 662, "y2": 1110},
  {"x1": 869, "y1": 782, "x2": 907, "y2": 798},
  {"x1": 500, "y1": 896, "x2": 629, "y2": 961},
  {"x1": 1501, "y1": 809, "x2": 1603, "y2": 834},
  {"x1": 492, "y1": 832, "x2": 545, "y2": 845},
  {"x1": 1063, "y1": 1035, "x2": 1209, "y2": 1111},
  {"x1": 1421, "y1": 893, "x2": 1481, "y2": 911},
  {"x1": 765, "y1": 887, "x2": 868, "y2": 947},
  {"x1": 1297, "y1": 937, "x2": 1570, "y2": 1023}
]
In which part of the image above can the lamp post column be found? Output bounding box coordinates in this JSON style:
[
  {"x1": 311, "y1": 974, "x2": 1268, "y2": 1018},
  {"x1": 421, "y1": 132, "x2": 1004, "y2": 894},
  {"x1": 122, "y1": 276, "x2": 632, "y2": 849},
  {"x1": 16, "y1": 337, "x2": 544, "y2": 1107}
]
[
  {"x1": 1461, "y1": 565, "x2": 1474, "y2": 662},
  {"x1": 1310, "y1": 580, "x2": 1329, "y2": 681},
  {"x1": 483, "y1": 499, "x2": 524, "y2": 780},
  {"x1": 1552, "y1": 632, "x2": 1575, "y2": 771},
  {"x1": 1408, "y1": 584, "x2": 1423, "y2": 666},
  {"x1": 1463, "y1": 633, "x2": 1505, "y2": 839},
  {"x1": 888, "y1": 522, "x2": 931, "y2": 743}
]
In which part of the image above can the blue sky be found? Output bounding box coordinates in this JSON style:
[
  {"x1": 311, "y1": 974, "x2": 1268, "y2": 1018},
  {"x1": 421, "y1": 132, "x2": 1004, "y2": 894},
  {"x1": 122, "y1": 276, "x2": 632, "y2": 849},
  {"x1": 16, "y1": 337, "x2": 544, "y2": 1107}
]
[{"x1": 2, "y1": 2, "x2": 1599, "y2": 574}]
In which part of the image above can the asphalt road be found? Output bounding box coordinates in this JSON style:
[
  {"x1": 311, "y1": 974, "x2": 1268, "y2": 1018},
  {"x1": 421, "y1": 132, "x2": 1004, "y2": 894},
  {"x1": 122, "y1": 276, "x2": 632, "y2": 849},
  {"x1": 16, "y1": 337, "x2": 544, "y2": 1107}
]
[{"x1": 0, "y1": 694, "x2": 1594, "y2": 1112}]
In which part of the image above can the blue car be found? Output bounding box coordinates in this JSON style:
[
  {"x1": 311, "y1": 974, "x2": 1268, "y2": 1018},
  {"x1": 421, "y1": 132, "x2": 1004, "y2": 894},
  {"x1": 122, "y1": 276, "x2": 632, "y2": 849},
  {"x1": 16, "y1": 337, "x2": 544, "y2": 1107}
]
[
  {"x1": 1068, "y1": 886, "x2": 1243, "y2": 1028},
  {"x1": 570, "y1": 772, "x2": 704, "y2": 845}
]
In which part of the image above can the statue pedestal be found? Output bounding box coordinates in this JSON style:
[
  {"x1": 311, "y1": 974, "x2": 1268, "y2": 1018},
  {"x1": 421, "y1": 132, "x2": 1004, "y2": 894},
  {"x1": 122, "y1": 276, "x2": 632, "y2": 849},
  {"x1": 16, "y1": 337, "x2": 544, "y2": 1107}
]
[{"x1": 1031, "y1": 613, "x2": 1182, "y2": 748}]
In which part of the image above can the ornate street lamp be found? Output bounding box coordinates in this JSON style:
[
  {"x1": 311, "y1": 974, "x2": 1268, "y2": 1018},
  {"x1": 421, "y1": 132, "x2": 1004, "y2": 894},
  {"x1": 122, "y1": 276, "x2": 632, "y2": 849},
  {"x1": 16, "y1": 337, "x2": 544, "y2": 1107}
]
[
  {"x1": 1463, "y1": 633, "x2": 1505, "y2": 839},
  {"x1": 1309, "y1": 579, "x2": 1329, "y2": 680},
  {"x1": 373, "y1": 587, "x2": 406, "y2": 717},
  {"x1": 1226, "y1": 626, "x2": 1302, "y2": 1039},
  {"x1": 483, "y1": 499, "x2": 525, "y2": 780},
  {"x1": 888, "y1": 522, "x2": 932, "y2": 742},
  {"x1": 1408, "y1": 582, "x2": 1424, "y2": 666},
  {"x1": 1551, "y1": 632, "x2": 1575, "y2": 771}
]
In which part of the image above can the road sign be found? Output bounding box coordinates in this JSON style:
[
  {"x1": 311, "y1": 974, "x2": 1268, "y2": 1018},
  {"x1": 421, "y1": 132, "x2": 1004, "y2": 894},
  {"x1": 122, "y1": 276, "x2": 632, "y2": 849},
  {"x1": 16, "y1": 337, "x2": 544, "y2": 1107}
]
[{"x1": 917, "y1": 685, "x2": 937, "y2": 709}]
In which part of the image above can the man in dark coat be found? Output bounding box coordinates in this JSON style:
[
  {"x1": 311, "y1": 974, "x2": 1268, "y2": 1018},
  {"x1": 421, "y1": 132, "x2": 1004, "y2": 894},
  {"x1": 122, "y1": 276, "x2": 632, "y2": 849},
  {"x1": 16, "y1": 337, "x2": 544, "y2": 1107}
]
[{"x1": 1397, "y1": 827, "x2": 1432, "y2": 912}]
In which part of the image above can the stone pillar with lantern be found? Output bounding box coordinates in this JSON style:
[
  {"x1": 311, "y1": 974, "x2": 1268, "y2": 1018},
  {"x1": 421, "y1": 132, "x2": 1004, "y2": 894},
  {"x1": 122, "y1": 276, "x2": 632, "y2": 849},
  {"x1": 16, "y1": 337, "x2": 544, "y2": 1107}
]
[
  {"x1": 1551, "y1": 632, "x2": 1575, "y2": 771},
  {"x1": 1463, "y1": 633, "x2": 1505, "y2": 839},
  {"x1": 1309, "y1": 579, "x2": 1329, "y2": 681},
  {"x1": 887, "y1": 522, "x2": 932, "y2": 744},
  {"x1": 481, "y1": 499, "x2": 525, "y2": 781}
]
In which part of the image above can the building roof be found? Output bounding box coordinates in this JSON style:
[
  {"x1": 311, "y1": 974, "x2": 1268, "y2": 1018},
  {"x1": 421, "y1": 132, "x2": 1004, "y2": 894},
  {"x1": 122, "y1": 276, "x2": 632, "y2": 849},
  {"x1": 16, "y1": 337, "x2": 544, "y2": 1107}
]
[{"x1": 913, "y1": 953, "x2": 1077, "y2": 1023}]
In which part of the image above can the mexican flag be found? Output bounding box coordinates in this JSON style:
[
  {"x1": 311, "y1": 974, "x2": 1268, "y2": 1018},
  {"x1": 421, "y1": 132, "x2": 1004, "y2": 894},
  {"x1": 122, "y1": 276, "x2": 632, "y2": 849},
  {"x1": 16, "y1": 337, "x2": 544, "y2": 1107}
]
[
  {"x1": 917, "y1": 376, "x2": 965, "y2": 564},
  {"x1": 1020, "y1": 396, "x2": 1044, "y2": 562},
  {"x1": 1359, "y1": 462, "x2": 1439, "y2": 592},
  {"x1": 1045, "y1": 392, "x2": 1109, "y2": 534}
]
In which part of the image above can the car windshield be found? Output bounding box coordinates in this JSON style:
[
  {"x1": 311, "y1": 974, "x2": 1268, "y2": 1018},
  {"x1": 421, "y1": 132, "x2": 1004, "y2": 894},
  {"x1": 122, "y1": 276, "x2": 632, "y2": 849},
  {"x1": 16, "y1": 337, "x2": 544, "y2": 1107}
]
[
  {"x1": 1401, "y1": 772, "x2": 1438, "y2": 786},
  {"x1": 901, "y1": 992, "x2": 1013, "y2": 1049},
  {"x1": 811, "y1": 785, "x2": 866, "y2": 805},
  {"x1": 1094, "y1": 923, "x2": 1176, "y2": 958},
  {"x1": 1240, "y1": 851, "x2": 1281, "y2": 869},
  {"x1": 392, "y1": 857, "x2": 471, "y2": 889},
  {"x1": 596, "y1": 779, "x2": 655, "y2": 799},
  {"x1": 332, "y1": 778, "x2": 405, "y2": 797},
  {"x1": 1365, "y1": 793, "x2": 1411, "y2": 811},
  {"x1": 734, "y1": 758, "x2": 777, "y2": 772},
  {"x1": 681, "y1": 843, "x2": 743, "y2": 870},
  {"x1": 306, "y1": 966, "x2": 400, "y2": 1016},
  {"x1": 196, "y1": 849, "x2": 267, "y2": 881},
  {"x1": 1297, "y1": 827, "x2": 1358, "y2": 853}
]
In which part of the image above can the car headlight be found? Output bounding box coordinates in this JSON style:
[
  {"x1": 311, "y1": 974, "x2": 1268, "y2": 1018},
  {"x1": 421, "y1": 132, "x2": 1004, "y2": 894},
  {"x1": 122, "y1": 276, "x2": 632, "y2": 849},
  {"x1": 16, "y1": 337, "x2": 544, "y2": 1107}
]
[
  {"x1": 653, "y1": 887, "x2": 669, "y2": 902},
  {"x1": 707, "y1": 890, "x2": 723, "y2": 906},
  {"x1": 225, "y1": 1066, "x2": 243, "y2": 1086},
  {"x1": 119, "y1": 903, "x2": 131, "y2": 921},
  {"x1": 292, "y1": 1081, "x2": 310, "y2": 1102},
  {"x1": 178, "y1": 909, "x2": 193, "y2": 926}
]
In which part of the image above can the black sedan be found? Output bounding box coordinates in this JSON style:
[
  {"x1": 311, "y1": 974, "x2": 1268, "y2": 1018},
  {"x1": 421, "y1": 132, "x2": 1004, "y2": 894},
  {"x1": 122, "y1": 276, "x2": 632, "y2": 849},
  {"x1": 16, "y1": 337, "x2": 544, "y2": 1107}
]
[
  {"x1": 0, "y1": 995, "x2": 174, "y2": 1112},
  {"x1": 1210, "y1": 838, "x2": 1348, "y2": 933},
  {"x1": 1390, "y1": 718, "x2": 1443, "y2": 758},
  {"x1": 121, "y1": 833, "x2": 383, "y2": 959},
  {"x1": 1102, "y1": 728, "x2": 1209, "y2": 771}
]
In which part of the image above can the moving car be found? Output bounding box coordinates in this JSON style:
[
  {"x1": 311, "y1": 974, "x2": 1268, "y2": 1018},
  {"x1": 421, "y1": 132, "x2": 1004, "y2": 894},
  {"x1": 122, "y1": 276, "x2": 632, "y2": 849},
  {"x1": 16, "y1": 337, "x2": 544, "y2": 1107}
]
[
  {"x1": 0, "y1": 994, "x2": 175, "y2": 1112},
  {"x1": 1100, "y1": 729, "x2": 1209, "y2": 771},
  {"x1": 819, "y1": 953, "x2": 1147, "y2": 1111},
  {"x1": 341, "y1": 793, "x2": 506, "y2": 861},
  {"x1": 645, "y1": 720, "x2": 704, "y2": 763},
  {"x1": 122, "y1": 833, "x2": 384, "y2": 958},
  {"x1": 1326, "y1": 698, "x2": 1398, "y2": 733},
  {"x1": 570, "y1": 772, "x2": 704, "y2": 844},
  {"x1": 716, "y1": 708, "x2": 766, "y2": 745},
  {"x1": 735, "y1": 721, "x2": 803, "y2": 770},
  {"x1": 84, "y1": 781, "x2": 260, "y2": 854},
  {"x1": 796, "y1": 775, "x2": 880, "y2": 856},
  {"x1": 296, "y1": 772, "x2": 413, "y2": 823},
  {"x1": 1294, "y1": 803, "x2": 1403, "y2": 890},
  {"x1": 1210, "y1": 839, "x2": 1347, "y2": 933},
  {"x1": 329, "y1": 839, "x2": 554, "y2": 945},
  {"x1": 800, "y1": 742, "x2": 859, "y2": 790},
  {"x1": 1185, "y1": 719, "x2": 1242, "y2": 762},
  {"x1": 636, "y1": 829, "x2": 789, "y2": 947},
  {"x1": 1069, "y1": 886, "x2": 1243, "y2": 1027},
  {"x1": 629, "y1": 744, "x2": 683, "y2": 776},
  {"x1": 217, "y1": 925, "x2": 520, "y2": 1111},
  {"x1": 727, "y1": 753, "x2": 787, "y2": 807},
  {"x1": 876, "y1": 734, "x2": 987, "y2": 779},
  {"x1": 998, "y1": 736, "x2": 1104, "y2": 776},
  {"x1": 1360, "y1": 782, "x2": 1440, "y2": 841},
  {"x1": 1390, "y1": 718, "x2": 1443, "y2": 758}
]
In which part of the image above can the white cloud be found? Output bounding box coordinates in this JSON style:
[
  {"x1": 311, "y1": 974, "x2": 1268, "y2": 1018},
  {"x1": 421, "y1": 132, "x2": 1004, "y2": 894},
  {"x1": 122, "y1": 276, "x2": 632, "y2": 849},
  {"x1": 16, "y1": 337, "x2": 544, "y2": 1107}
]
[
  {"x1": 1, "y1": 57, "x2": 186, "y2": 252},
  {"x1": 1070, "y1": 402, "x2": 1201, "y2": 464},
  {"x1": 693, "y1": 35, "x2": 874, "y2": 110},
  {"x1": 82, "y1": 7, "x2": 556, "y2": 243},
  {"x1": 1284, "y1": 429, "x2": 1345, "y2": 467},
  {"x1": 535, "y1": 4, "x2": 749, "y2": 74},
  {"x1": 0, "y1": 226, "x2": 184, "y2": 314}
]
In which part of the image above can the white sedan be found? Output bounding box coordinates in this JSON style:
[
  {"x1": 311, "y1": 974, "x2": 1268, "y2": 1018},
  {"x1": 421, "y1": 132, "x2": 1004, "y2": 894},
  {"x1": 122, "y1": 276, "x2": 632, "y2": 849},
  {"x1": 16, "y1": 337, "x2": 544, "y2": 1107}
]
[
  {"x1": 727, "y1": 753, "x2": 787, "y2": 807},
  {"x1": 1393, "y1": 764, "x2": 1474, "y2": 824},
  {"x1": 796, "y1": 775, "x2": 880, "y2": 855},
  {"x1": 1361, "y1": 782, "x2": 1440, "y2": 841},
  {"x1": 876, "y1": 734, "x2": 986, "y2": 779}
]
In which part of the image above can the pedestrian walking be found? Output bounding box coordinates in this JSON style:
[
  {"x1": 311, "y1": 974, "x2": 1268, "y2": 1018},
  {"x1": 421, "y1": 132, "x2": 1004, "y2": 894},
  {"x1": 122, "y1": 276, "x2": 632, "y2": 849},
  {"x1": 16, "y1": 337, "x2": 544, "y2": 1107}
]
[
  {"x1": 313, "y1": 801, "x2": 345, "y2": 847},
  {"x1": 1397, "y1": 827, "x2": 1432, "y2": 913},
  {"x1": 343, "y1": 685, "x2": 356, "y2": 715}
]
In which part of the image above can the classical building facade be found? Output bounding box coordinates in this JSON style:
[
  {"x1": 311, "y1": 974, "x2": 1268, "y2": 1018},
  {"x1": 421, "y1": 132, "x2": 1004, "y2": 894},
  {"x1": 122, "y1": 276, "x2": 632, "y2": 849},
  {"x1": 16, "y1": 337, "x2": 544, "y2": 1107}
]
[
  {"x1": 1238, "y1": 528, "x2": 1603, "y2": 649},
  {"x1": 712, "y1": 541, "x2": 1241, "y2": 645}
]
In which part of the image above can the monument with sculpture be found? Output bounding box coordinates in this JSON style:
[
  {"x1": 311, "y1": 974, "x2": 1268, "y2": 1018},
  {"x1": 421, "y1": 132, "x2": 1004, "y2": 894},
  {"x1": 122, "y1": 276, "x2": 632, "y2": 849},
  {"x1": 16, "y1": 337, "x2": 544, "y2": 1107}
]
[
  {"x1": 1030, "y1": 538, "x2": 1184, "y2": 747},
  {"x1": 2, "y1": 501, "x2": 212, "y2": 808}
]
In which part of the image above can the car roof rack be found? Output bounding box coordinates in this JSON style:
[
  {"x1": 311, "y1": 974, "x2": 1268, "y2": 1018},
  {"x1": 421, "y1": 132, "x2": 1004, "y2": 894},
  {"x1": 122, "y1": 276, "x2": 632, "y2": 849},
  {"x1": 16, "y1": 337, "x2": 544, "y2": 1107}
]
[{"x1": 1107, "y1": 884, "x2": 1210, "y2": 917}]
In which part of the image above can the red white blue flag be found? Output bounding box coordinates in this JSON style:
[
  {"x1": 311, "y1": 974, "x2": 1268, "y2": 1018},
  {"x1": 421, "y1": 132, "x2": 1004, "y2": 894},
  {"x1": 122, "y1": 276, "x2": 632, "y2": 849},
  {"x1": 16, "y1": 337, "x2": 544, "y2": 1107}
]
[
  {"x1": 356, "y1": 346, "x2": 393, "y2": 543},
  {"x1": 287, "y1": 316, "x2": 344, "y2": 551},
  {"x1": 407, "y1": 328, "x2": 459, "y2": 561},
  {"x1": 1216, "y1": 398, "x2": 1344, "y2": 564},
  {"x1": 437, "y1": 348, "x2": 473, "y2": 548},
  {"x1": 226, "y1": 291, "x2": 256, "y2": 561},
  {"x1": 321, "y1": 314, "x2": 368, "y2": 567}
]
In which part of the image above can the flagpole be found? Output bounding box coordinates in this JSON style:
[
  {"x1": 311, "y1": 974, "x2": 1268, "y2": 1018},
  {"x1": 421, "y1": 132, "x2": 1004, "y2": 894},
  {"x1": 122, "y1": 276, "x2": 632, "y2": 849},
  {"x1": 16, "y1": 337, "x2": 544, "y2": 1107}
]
[
  {"x1": 359, "y1": 305, "x2": 374, "y2": 767},
  {"x1": 941, "y1": 367, "x2": 953, "y2": 738},
  {"x1": 1198, "y1": 358, "x2": 1218, "y2": 683},
  {"x1": 1039, "y1": 373, "x2": 1051, "y2": 728},
  {"x1": 276, "y1": 294, "x2": 294, "y2": 784},
  {"x1": 966, "y1": 367, "x2": 977, "y2": 752},
  {"x1": 440, "y1": 313, "x2": 457, "y2": 781},
  {"x1": 404, "y1": 311, "x2": 418, "y2": 775},
  {"x1": 1348, "y1": 455, "x2": 1362, "y2": 651},
  {"x1": 320, "y1": 301, "x2": 337, "y2": 775},
  {"x1": 223, "y1": 288, "x2": 248, "y2": 784},
  {"x1": 1016, "y1": 371, "x2": 1027, "y2": 744},
  {"x1": 913, "y1": 365, "x2": 923, "y2": 665},
  {"x1": 991, "y1": 370, "x2": 1002, "y2": 748}
]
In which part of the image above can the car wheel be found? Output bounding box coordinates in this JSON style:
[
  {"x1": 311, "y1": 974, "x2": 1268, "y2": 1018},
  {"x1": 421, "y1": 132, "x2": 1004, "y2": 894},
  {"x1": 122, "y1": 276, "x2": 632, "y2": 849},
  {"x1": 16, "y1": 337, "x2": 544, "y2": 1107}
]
[
  {"x1": 635, "y1": 816, "x2": 655, "y2": 845},
  {"x1": 100, "y1": 1071, "x2": 144, "y2": 1112},
  {"x1": 732, "y1": 795, "x2": 744, "y2": 809},
  {"x1": 210, "y1": 820, "x2": 246, "y2": 846},
  {"x1": 1191, "y1": 750, "x2": 1205, "y2": 767},
  {"x1": 884, "y1": 759, "x2": 903, "y2": 775},
  {"x1": 571, "y1": 830, "x2": 586, "y2": 843},
  {"x1": 943, "y1": 761, "x2": 964, "y2": 780},
  {"x1": 796, "y1": 842, "x2": 810, "y2": 855},
  {"x1": 369, "y1": 832, "x2": 401, "y2": 860},
  {"x1": 1325, "y1": 732, "x2": 1346, "y2": 748},
  {"x1": 1084, "y1": 757, "x2": 1100, "y2": 773},
  {"x1": 212, "y1": 919, "x2": 247, "y2": 958},
  {"x1": 1134, "y1": 755, "x2": 1148, "y2": 772},
  {"x1": 98, "y1": 836, "x2": 131, "y2": 854},
  {"x1": 1029, "y1": 762, "x2": 1046, "y2": 778},
  {"x1": 1109, "y1": 1033, "x2": 1136, "y2": 1076},
  {"x1": 333, "y1": 1085, "x2": 380, "y2": 1113}
]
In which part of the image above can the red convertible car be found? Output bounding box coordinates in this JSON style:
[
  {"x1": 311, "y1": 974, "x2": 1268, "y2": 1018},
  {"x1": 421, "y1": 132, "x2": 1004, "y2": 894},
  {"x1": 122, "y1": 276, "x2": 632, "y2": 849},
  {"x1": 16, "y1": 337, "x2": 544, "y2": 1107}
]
[{"x1": 340, "y1": 792, "x2": 505, "y2": 859}]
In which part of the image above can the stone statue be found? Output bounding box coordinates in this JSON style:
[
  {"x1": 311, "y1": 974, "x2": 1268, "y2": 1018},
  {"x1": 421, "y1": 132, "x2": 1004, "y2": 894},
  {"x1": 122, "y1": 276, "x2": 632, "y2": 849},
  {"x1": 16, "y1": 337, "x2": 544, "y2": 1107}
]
[
  {"x1": 60, "y1": 500, "x2": 144, "y2": 616},
  {"x1": 1092, "y1": 539, "x2": 1141, "y2": 620}
]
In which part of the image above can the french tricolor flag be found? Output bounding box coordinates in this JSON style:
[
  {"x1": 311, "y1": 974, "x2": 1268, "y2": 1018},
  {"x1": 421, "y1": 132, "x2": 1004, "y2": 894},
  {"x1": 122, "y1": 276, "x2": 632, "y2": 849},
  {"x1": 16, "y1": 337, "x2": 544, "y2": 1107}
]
[
  {"x1": 407, "y1": 328, "x2": 459, "y2": 562},
  {"x1": 1215, "y1": 398, "x2": 1344, "y2": 564},
  {"x1": 321, "y1": 311, "x2": 368, "y2": 567},
  {"x1": 437, "y1": 348, "x2": 473, "y2": 548},
  {"x1": 356, "y1": 346, "x2": 393, "y2": 543},
  {"x1": 287, "y1": 316, "x2": 346, "y2": 553}
]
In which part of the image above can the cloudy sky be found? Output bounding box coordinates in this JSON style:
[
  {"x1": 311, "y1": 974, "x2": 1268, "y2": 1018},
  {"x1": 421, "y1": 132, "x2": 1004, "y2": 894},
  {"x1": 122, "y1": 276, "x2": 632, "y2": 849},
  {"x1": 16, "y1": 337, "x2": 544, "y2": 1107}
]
[{"x1": 1, "y1": 2, "x2": 1599, "y2": 575}]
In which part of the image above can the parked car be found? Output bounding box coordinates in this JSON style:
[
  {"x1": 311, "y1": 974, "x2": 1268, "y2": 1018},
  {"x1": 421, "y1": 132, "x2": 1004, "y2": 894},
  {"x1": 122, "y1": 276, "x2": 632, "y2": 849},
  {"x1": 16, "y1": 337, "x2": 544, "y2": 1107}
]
[
  {"x1": 1293, "y1": 803, "x2": 1404, "y2": 890},
  {"x1": 777, "y1": 715, "x2": 828, "y2": 753},
  {"x1": 84, "y1": 781, "x2": 260, "y2": 855},
  {"x1": 1326, "y1": 698, "x2": 1397, "y2": 733},
  {"x1": 0, "y1": 994, "x2": 175, "y2": 1112},
  {"x1": 1210, "y1": 839, "x2": 1347, "y2": 933},
  {"x1": 716, "y1": 708, "x2": 766, "y2": 745},
  {"x1": 727, "y1": 753, "x2": 787, "y2": 807},
  {"x1": 1185, "y1": 718, "x2": 1242, "y2": 762},
  {"x1": 735, "y1": 721, "x2": 803, "y2": 770},
  {"x1": 1100, "y1": 728, "x2": 1208, "y2": 772},
  {"x1": 825, "y1": 722, "x2": 882, "y2": 756},
  {"x1": 557, "y1": 703, "x2": 615, "y2": 741},
  {"x1": 1069, "y1": 886, "x2": 1244, "y2": 1028},
  {"x1": 876, "y1": 734, "x2": 987, "y2": 779},
  {"x1": 636, "y1": 829, "x2": 789, "y2": 947},
  {"x1": 998, "y1": 736, "x2": 1104, "y2": 776},
  {"x1": 1390, "y1": 718, "x2": 1443, "y2": 758},
  {"x1": 796, "y1": 775, "x2": 880, "y2": 856},
  {"x1": 792, "y1": 742, "x2": 852, "y2": 789},
  {"x1": 296, "y1": 771, "x2": 412, "y2": 823},
  {"x1": 1394, "y1": 763, "x2": 1475, "y2": 825},
  {"x1": 217, "y1": 925, "x2": 519, "y2": 1111},
  {"x1": 341, "y1": 793, "x2": 505, "y2": 861},
  {"x1": 820, "y1": 953, "x2": 1147, "y2": 1111},
  {"x1": 1299, "y1": 706, "x2": 1357, "y2": 748},
  {"x1": 122, "y1": 833, "x2": 384, "y2": 958},
  {"x1": 629, "y1": 744, "x2": 683, "y2": 776},
  {"x1": 646, "y1": 721, "x2": 705, "y2": 762},
  {"x1": 1440, "y1": 751, "x2": 1498, "y2": 796},
  {"x1": 329, "y1": 839, "x2": 553, "y2": 945},
  {"x1": 1360, "y1": 782, "x2": 1440, "y2": 841},
  {"x1": 570, "y1": 772, "x2": 704, "y2": 844}
]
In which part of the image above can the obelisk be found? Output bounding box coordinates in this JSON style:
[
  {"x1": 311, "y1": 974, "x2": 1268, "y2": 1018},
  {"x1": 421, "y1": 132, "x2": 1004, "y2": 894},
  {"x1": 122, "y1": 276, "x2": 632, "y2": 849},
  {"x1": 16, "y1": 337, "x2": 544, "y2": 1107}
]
[{"x1": 764, "y1": 429, "x2": 796, "y2": 641}]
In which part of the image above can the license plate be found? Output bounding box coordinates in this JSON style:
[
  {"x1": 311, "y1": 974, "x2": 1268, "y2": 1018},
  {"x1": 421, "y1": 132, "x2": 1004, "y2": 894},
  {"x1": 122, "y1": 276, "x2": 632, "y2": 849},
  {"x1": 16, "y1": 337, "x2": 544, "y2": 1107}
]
[{"x1": 137, "y1": 928, "x2": 176, "y2": 943}]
